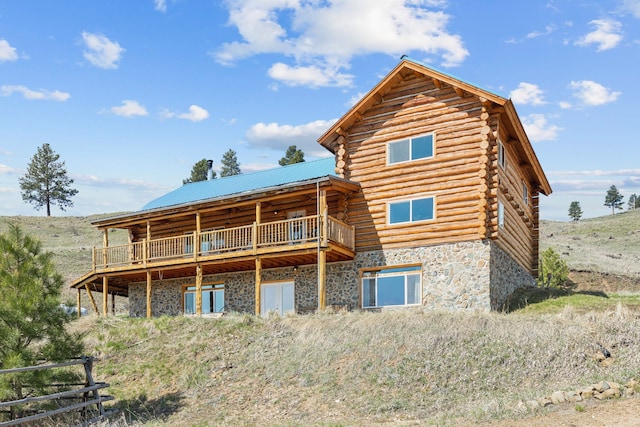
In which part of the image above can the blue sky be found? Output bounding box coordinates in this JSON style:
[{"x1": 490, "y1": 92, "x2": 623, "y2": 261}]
[{"x1": 1, "y1": 0, "x2": 639, "y2": 221}]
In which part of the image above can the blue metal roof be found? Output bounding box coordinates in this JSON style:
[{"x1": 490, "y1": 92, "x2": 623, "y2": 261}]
[{"x1": 142, "y1": 157, "x2": 337, "y2": 211}]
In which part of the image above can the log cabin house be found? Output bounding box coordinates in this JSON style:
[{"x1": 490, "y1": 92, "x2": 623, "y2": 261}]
[{"x1": 71, "y1": 58, "x2": 551, "y2": 317}]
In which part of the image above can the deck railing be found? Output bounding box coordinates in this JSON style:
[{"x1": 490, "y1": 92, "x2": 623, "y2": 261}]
[{"x1": 93, "y1": 215, "x2": 354, "y2": 270}]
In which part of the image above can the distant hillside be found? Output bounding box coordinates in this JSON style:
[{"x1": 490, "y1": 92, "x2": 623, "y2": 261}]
[
  {"x1": 0, "y1": 214, "x2": 128, "y2": 292},
  {"x1": 2, "y1": 209, "x2": 639, "y2": 290},
  {"x1": 540, "y1": 209, "x2": 640, "y2": 278}
]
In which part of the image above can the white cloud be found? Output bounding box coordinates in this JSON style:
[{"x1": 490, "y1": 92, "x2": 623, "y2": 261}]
[
  {"x1": 162, "y1": 105, "x2": 210, "y2": 122},
  {"x1": 1, "y1": 85, "x2": 70, "y2": 101},
  {"x1": 521, "y1": 114, "x2": 562, "y2": 141},
  {"x1": 569, "y1": 80, "x2": 621, "y2": 106},
  {"x1": 268, "y1": 62, "x2": 354, "y2": 87},
  {"x1": 622, "y1": 0, "x2": 640, "y2": 18},
  {"x1": 245, "y1": 119, "x2": 336, "y2": 156},
  {"x1": 178, "y1": 105, "x2": 209, "y2": 122},
  {"x1": 0, "y1": 163, "x2": 20, "y2": 175},
  {"x1": 575, "y1": 19, "x2": 623, "y2": 51},
  {"x1": 0, "y1": 39, "x2": 18, "y2": 62},
  {"x1": 110, "y1": 100, "x2": 148, "y2": 117},
  {"x1": 526, "y1": 25, "x2": 556, "y2": 39},
  {"x1": 215, "y1": 0, "x2": 468, "y2": 87},
  {"x1": 510, "y1": 82, "x2": 546, "y2": 106},
  {"x1": 154, "y1": 0, "x2": 167, "y2": 12},
  {"x1": 81, "y1": 31, "x2": 125, "y2": 69}
]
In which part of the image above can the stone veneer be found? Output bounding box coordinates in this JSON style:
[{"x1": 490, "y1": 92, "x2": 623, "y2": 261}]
[{"x1": 128, "y1": 240, "x2": 533, "y2": 316}]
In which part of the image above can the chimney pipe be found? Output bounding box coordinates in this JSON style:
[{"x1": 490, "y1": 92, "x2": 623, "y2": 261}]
[{"x1": 206, "y1": 160, "x2": 213, "y2": 180}]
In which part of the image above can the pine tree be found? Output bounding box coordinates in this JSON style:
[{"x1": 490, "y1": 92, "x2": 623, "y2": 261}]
[
  {"x1": 279, "y1": 145, "x2": 305, "y2": 166},
  {"x1": 220, "y1": 149, "x2": 241, "y2": 177},
  {"x1": 183, "y1": 159, "x2": 215, "y2": 184},
  {"x1": 0, "y1": 224, "x2": 84, "y2": 407},
  {"x1": 628, "y1": 194, "x2": 640, "y2": 210},
  {"x1": 537, "y1": 247, "x2": 568, "y2": 288},
  {"x1": 19, "y1": 143, "x2": 78, "y2": 216},
  {"x1": 604, "y1": 185, "x2": 624, "y2": 215},
  {"x1": 568, "y1": 201, "x2": 583, "y2": 222}
]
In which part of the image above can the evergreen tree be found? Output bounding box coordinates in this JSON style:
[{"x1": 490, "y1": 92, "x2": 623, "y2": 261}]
[
  {"x1": 537, "y1": 247, "x2": 569, "y2": 288},
  {"x1": 568, "y1": 201, "x2": 583, "y2": 222},
  {"x1": 0, "y1": 224, "x2": 84, "y2": 408},
  {"x1": 604, "y1": 185, "x2": 624, "y2": 215},
  {"x1": 628, "y1": 194, "x2": 640, "y2": 210},
  {"x1": 183, "y1": 158, "x2": 215, "y2": 184},
  {"x1": 220, "y1": 149, "x2": 241, "y2": 177},
  {"x1": 19, "y1": 143, "x2": 78, "y2": 216},
  {"x1": 279, "y1": 145, "x2": 305, "y2": 166}
]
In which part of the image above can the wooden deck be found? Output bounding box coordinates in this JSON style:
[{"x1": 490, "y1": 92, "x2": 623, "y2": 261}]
[{"x1": 90, "y1": 215, "x2": 354, "y2": 274}]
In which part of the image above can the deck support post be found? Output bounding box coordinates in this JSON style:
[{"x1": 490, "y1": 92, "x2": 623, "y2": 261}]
[
  {"x1": 146, "y1": 271, "x2": 152, "y2": 318},
  {"x1": 255, "y1": 258, "x2": 262, "y2": 316},
  {"x1": 318, "y1": 249, "x2": 327, "y2": 310},
  {"x1": 196, "y1": 264, "x2": 203, "y2": 316},
  {"x1": 84, "y1": 284, "x2": 99, "y2": 314},
  {"x1": 77, "y1": 289, "x2": 82, "y2": 319},
  {"x1": 102, "y1": 277, "x2": 108, "y2": 317}
]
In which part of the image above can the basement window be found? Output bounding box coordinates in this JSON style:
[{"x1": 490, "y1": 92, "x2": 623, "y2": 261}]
[
  {"x1": 184, "y1": 283, "x2": 225, "y2": 315},
  {"x1": 362, "y1": 266, "x2": 422, "y2": 308},
  {"x1": 388, "y1": 134, "x2": 434, "y2": 164}
]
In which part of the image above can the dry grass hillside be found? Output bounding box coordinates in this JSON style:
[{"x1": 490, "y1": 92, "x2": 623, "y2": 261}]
[{"x1": 2, "y1": 212, "x2": 640, "y2": 426}]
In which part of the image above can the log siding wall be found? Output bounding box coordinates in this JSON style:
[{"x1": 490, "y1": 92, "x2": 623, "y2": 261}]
[
  {"x1": 339, "y1": 70, "x2": 538, "y2": 275},
  {"x1": 343, "y1": 73, "x2": 486, "y2": 251}
]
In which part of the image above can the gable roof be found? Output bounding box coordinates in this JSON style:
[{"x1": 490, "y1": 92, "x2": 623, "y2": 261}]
[
  {"x1": 317, "y1": 57, "x2": 552, "y2": 196},
  {"x1": 141, "y1": 157, "x2": 339, "y2": 211}
]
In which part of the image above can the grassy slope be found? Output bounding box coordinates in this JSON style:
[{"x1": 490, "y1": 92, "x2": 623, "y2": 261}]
[{"x1": 3, "y1": 212, "x2": 640, "y2": 425}]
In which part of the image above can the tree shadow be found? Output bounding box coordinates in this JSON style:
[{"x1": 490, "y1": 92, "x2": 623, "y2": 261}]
[
  {"x1": 503, "y1": 282, "x2": 609, "y2": 313},
  {"x1": 112, "y1": 391, "x2": 185, "y2": 424}
]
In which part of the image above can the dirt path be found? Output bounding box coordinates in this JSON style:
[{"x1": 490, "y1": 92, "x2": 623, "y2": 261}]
[{"x1": 480, "y1": 397, "x2": 640, "y2": 427}]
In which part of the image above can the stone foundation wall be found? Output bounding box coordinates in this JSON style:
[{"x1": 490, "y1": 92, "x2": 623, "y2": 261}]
[
  {"x1": 489, "y1": 243, "x2": 536, "y2": 310},
  {"x1": 127, "y1": 240, "x2": 533, "y2": 316},
  {"x1": 354, "y1": 241, "x2": 492, "y2": 311}
]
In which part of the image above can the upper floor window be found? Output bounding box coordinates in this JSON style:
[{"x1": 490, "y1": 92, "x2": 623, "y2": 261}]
[
  {"x1": 498, "y1": 201, "x2": 505, "y2": 228},
  {"x1": 388, "y1": 196, "x2": 435, "y2": 225},
  {"x1": 362, "y1": 266, "x2": 422, "y2": 308},
  {"x1": 498, "y1": 139, "x2": 506, "y2": 169},
  {"x1": 388, "y1": 134, "x2": 434, "y2": 165},
  {"x1": 522, "y1": 181, "x2": 529, "y2": 206}
]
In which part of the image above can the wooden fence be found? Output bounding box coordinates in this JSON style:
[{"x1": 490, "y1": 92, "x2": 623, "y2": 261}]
[{"x1": 0, "y1": 356, "x2": 115, "y2": 426}]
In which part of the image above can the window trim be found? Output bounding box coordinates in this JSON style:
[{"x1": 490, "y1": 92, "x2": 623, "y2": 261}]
[
  {"x1": 498, "y1": 200, "x2": 505, "y2": 228},
  {"x1": 360, "y1": 264, "x2": 422, "y2": 309},
  {"x1": 387, "y1": 195, "x2": 436, "y2": 225},
  {"x1": 182, "y1": 282, "x2": 225, "y2": 315},
  {"x1": 387, "y1": 133, "x2": 435, "y2": 165},
  {"x1": 522, "y1": 181, "x2": 529, "y2": 206},
  {"x1": 498, "y1": 139, "x2": 506, "y2": 169}
]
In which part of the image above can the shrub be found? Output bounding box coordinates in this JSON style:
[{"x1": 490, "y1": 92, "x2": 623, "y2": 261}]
[{"x1": 538, "y1": 247, "x2": 569, "y2": 287}]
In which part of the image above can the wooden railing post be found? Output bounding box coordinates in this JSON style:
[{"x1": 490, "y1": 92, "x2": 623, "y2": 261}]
[
  {"x1": 252, "y1": 222, "x2": 258, "y2": 254},
  {"x1": 193, "y1": 231, "x2": 198, "y2": 262},
  {"x1": 143, "y1": 238, "x2": 148, "y2": 268}
]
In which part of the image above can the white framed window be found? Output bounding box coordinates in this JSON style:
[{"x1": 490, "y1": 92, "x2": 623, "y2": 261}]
[
  {"x1": 498, "y1": 201, "x2": 505, "y2": 228},
  {"x1": 183, "y1": 283, "x2": 225, "y2": 315},
  {"x1": 498, "y1": 139, "x2": 506, "y2": 169},
  {"x1": 387, "y1": 134, "x2": 434, "y2": 165},
  {"x1": 388, "y1": 196, "x2": 435, "y2": 225},
  {"x1": 522, "y1": 181, "x2": 529, "y2": 206},
  {"x1": 362, "y1": 266, "x2": 422, "y2": 308}
]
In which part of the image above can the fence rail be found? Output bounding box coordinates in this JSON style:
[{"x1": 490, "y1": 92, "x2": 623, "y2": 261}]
[{"x1": 0, "y1": 356, "x2": 114, "y2": 426}]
